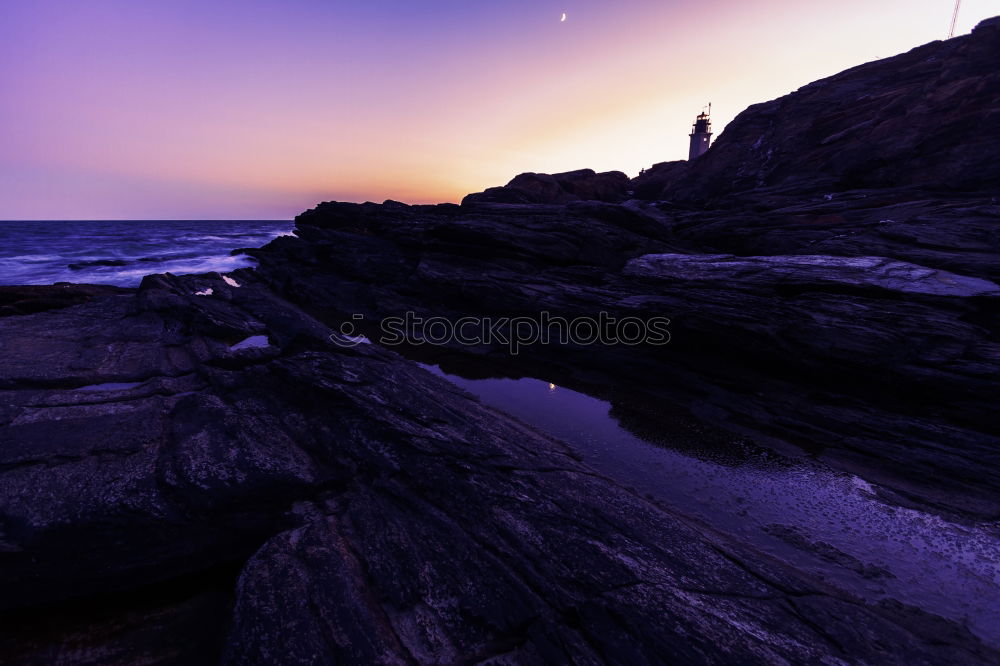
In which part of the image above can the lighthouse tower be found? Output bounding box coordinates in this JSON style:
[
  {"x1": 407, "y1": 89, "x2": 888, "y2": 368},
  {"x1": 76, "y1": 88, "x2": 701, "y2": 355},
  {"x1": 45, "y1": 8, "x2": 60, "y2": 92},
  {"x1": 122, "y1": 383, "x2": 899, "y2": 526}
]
[{"x1": 688, "y1": 106, "x2": 713, "y2": 161}]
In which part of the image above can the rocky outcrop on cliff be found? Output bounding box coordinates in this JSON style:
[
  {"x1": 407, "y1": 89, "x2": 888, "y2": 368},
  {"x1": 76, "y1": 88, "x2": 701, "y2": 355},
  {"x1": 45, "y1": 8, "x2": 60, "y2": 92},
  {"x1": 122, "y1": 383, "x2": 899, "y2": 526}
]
[
  {"x1": 630, "y1": 160, "x2": 688, "y2": 200},
  {"x1": 4, "y1": 274, "x2": 988, "y2": 664},
  {"x1": 462, "y1": 168, "x2": 630, "y2": 205},
  {"x1": 657, "y1": 16, "x2": 1000, "y2": 201}
]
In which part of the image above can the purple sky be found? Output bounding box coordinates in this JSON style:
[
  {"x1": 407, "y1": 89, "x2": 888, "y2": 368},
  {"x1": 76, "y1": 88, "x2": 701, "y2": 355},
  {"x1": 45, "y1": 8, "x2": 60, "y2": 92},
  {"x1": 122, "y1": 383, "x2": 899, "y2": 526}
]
[{"x1": 1, "y1": 0, "x2": 995, "y2": 219}]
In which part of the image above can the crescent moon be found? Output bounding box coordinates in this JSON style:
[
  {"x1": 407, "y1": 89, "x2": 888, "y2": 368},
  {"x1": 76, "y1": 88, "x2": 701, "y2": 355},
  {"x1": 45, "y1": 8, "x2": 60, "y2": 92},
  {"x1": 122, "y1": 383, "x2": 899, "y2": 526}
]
[{"x1": 561, "y1": 12, "x2": 567, "y2": 22}]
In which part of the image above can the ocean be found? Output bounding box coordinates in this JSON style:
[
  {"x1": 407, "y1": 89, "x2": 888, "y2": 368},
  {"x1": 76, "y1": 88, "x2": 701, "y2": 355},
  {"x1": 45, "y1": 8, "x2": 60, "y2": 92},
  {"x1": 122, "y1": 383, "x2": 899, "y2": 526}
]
[{"x1": 0, "y1": 220, "x2": 293, "y2": 287}]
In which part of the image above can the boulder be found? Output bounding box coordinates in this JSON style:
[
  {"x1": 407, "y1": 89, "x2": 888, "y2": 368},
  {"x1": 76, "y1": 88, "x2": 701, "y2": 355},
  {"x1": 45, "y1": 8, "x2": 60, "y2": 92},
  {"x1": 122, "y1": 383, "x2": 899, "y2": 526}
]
[{"x1": 463, "y1": 168, "x2": 630, "y2": 205}]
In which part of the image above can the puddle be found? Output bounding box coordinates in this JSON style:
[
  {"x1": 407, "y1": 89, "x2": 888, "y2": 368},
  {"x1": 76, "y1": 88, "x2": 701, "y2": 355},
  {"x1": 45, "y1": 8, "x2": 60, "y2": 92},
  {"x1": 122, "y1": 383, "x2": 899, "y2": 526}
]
[
  {"x1": 230, "y1": 335, "x2": 270, "y2": 351},
  {"x1": 422, "y1": 364, "x2": 1000, "y2": 647},
  {"x1": 74, "y1": 382, "x2": 143, "y2": 392}
]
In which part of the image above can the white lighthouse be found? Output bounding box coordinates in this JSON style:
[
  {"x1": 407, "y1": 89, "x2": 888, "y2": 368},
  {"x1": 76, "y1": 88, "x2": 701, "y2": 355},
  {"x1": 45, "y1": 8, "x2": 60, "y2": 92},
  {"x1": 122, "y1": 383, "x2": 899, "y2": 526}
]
[{"x1": 688, "y1": 106, "x2": 713, "y2": 161}]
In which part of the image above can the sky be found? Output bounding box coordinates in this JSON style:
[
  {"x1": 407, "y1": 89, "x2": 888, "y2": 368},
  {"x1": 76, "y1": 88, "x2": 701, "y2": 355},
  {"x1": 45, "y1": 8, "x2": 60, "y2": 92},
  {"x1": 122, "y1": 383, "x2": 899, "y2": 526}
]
[{"x1": 1, "y1": 0, "x2": 996, "y2": 219}]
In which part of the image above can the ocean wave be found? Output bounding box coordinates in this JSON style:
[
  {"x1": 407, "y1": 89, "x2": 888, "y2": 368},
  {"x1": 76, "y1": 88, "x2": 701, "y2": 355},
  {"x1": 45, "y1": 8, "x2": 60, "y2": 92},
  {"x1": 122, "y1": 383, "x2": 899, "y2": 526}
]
[
  {"x1": 0, "y1": 220, "x2": 291, "y2": 287},
  {"x1": 111, "y1": 254, "x2": 257, "y2": 282}
]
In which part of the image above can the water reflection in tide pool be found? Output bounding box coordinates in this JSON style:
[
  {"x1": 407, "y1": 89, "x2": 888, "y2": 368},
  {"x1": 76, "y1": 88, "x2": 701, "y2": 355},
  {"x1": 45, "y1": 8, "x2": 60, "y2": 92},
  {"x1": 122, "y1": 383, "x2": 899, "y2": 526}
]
[{"x1": 422, "y1": 364, "x2": 1000, "y2": 648}]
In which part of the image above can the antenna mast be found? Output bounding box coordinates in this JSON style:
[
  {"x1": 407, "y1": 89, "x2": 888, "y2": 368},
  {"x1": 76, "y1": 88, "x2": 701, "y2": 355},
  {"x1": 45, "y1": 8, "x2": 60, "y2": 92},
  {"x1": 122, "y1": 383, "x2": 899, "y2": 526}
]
[{"x1": 948, "y1": 0, "x2": 961, "y2": 38}]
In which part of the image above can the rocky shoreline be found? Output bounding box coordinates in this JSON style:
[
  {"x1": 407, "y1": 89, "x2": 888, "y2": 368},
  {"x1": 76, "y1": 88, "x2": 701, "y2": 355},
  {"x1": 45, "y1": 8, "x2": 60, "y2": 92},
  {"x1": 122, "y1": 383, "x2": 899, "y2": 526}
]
[
  {"x1": 1, "y1": 16, "x2": 999, "y2": 665},
  {"x1": 2, "y1": 268, "x2": 996, "y2": 665}
]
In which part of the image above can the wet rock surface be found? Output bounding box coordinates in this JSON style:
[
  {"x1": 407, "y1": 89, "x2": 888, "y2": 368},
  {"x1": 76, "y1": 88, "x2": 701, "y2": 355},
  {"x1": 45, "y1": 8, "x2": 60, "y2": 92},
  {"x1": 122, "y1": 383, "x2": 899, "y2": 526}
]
[{"x1": 623, "y1": 252, "x2": 1000, "y2": 298}]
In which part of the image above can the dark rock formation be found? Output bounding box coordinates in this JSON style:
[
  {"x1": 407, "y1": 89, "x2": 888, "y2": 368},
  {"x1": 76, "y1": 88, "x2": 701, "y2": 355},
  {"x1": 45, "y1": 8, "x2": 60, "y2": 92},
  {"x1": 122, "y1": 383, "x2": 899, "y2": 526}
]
[
  {"x1": 463, "y1": 168, "x2": 630, "y2": 205},
  {"x1": 4, "y1": 275, "x2": 990, "y2": 663},
  {"x1": 253, "y1": 190, "x2": 1000, "y2": 521},
  {"x1": 659, "y1": 16, "x2": 1000, "y2": 201}
]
